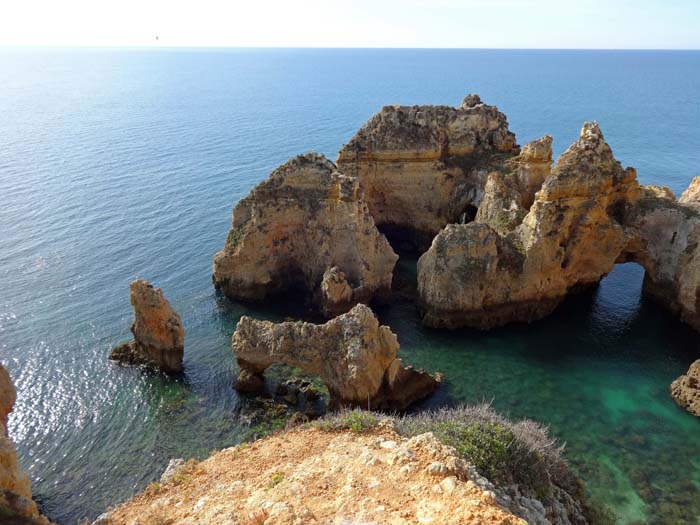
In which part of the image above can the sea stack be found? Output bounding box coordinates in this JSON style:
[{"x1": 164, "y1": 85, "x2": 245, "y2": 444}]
[
  {"x1": 0, "y1": 364, "x2": 51, "y2": 524},
  {"x1": 212, "y1": 153, "x2": 398, "y2": 316},
  {"x1": 232, "y1": 304, "x2": 441, "y2": 410},
  {"x1": 110, "y1": 280, "x2": 184, "y2": 373},
  {"x1": 416, "y1": 121, "x2": 700, "y2": 331},
  {"x1": 670, "y1": 360, "x2": 700, "y2": 416}
]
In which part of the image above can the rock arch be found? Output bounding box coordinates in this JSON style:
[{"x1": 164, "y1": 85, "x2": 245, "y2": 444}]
[
  {"x1": 231, "y1": 304, "x2": 441, "y2": 410},
  {"x1": 417, "y1": 121, "x2": 700, "y2": 332}
]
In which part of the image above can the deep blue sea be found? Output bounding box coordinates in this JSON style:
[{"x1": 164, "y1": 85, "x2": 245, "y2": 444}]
[{"x1": 1, "y1": 48, "x2": 700, "y2": 525}]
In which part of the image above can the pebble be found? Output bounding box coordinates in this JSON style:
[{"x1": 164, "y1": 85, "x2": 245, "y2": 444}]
[
  {"x1": 379, "y1": 440, "x2": 398, "y2": 449},
  {"x1": 426, "y1": 462, "x2": 449, "y2": 476},
  {"x1": 439, "y1": 476, "x2": 458, "y2": 495}
]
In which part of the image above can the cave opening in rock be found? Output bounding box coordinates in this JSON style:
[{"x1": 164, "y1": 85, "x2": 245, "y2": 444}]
[
  {"x1": 377, "y1": 224, "x2": 433, "y2": 257},
  {"x1": 589, "y1": 262, "x2": 646, "y2": 332},
  {"x1": 459, "y1": 204, "x2": 479, "y2": 224},
  {"x1": 247, "y1": 363, "x2": 330, "y2": 420}
]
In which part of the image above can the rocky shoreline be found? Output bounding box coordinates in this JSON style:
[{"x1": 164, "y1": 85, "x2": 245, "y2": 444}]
[{"x1": 7, "y1": 93, "x2": 700, "y2": 523}]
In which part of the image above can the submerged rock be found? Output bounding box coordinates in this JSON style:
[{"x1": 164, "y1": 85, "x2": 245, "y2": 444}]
[
  {"x1": 337, "y1": 94, "x2": 519, "y2": 250},
  {"x1": 670, "y1": 360, "x2": 700, "y2": 416},
  {"x1": 418, "y1": 121, "x2": 700, "y2": 331},
  {"x1": 231, "y1": 304, "x2": 440, "y2": 410},
  {"x1": 109, "y1": 280, "x2": 184, "y2": 373},
  {"x1": 212, "y1": 153, "x2": 398, "y2": 316},
  {"x1": 0, "y1": 364, "x2": 50, "y2": 524}
]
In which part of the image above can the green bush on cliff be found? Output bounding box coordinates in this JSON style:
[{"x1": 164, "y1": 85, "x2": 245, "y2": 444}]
[
  {"x1": 394, "y1": 405, "x2": 569, "y2": 501},
  {"x1": 311, "y1": 404, "x2": 614, "y2": 525}
]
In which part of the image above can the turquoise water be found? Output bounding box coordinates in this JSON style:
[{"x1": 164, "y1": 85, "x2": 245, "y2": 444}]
[{"x1": 1, "y1": 48, "x2": 699, "y2": 524}]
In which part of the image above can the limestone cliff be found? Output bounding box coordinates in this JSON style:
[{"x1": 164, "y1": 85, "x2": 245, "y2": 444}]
[
  {"x1": 670, "y1": 360, "x2": 700, "y2": 416},
  {"x1": 475, "y1": 135, "x2": 553, "y2": 236},
  {"x1": 98, "y1": 427, "x2": 525, "y2": 525},
  {"x1": 110, "y1": 280, "x2": 184, "y2": 373},
  {"x1": 212, "y1": 153, "x2": 398, "y2": 316},
  {"x1": 0, "y1": 364, "x2": 50, "y2": 525},
  {"x1": 337, "y1": 94, "x2": 519, "y2": 250},
  {"x1": 232, "y1": 304, "x2": 440, "y2": 410},
  {"x1": 418, "y1": 121, "x2": 700, "y2": 331}
]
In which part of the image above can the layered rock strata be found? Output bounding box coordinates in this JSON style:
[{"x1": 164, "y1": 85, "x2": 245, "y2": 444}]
[
  {"x1": 337, "y1": 94, "x2": 519, "y2": 250},
  {"x1": 212, "y1": 153, "x2": 398, "y2": 315},
  {"x1": 418, "y1": 121, "x2": 700, "y2": 330},
  {"x1": 109, "y1": 280, "x2": 184, "y2": 373},
  {"x1": 670, "y1": 360, "x2": 700, "y2": 416},
  {"x1": 0, "y1": 364, "x2": 50, "y2": 524},
  {"x1": 232, "y1": 304, "x2": 440, "y2": 410}
]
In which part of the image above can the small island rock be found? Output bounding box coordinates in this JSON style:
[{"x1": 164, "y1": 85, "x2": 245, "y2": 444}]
[
  {"x1": 212, "y1": 153, "x2": 398, "y2": 316},
  {"x1": 670, "y1": 360, "x2": 700, "y2": 416},
  {"x1": 110, "y1": 280, "x2": 184, "y2": 373},
  {"x1": 232, "y1": 304, "x2": 440, "y2": 410}
]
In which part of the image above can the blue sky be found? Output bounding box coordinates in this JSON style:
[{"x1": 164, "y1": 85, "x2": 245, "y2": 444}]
[{"x1": 2, "y1": 0, "x2": 698, "y2": 49}]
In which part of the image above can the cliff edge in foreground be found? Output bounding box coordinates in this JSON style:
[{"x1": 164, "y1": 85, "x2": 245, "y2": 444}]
[{"x1": 101, "y1": 407, "x2": 604, "y2": 525}]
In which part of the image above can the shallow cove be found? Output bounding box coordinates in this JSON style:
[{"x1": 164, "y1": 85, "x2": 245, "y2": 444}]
[
  {"x1": 1, "y1": 48, "x2": 700, "y2": 525},
  {"x1": 382, "y1": 258, "x2": 700, "y2": 525}
]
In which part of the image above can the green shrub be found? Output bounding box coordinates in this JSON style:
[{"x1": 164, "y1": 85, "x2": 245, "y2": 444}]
[{"x1": 310, "y1": 408, "x2": 382, "y2": 433}]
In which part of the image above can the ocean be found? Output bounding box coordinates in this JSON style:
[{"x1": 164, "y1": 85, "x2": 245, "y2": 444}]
[{"x1": 1, "y1": 48, "x2": 699, "y2": 524}]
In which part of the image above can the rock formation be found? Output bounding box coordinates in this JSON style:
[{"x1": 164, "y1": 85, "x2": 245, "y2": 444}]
[
  {"x1": 110, "y1": 280, "x2": 184, "y2": 373},
  {"x1": 102, "y1": 427, "x2": 526, "y2": 525},
  {"x1": 418, "y1": 121, "x2": 700, "y2": 331},
  {"x1": 212, "y1": 153, "x2": 398, "y2": 316},
  {"x1": 670, "y1": 360, "x2": 700, "y2": 416},
  {"x1": 232, "y1": 304, "x2": 440, "y2": 410},
  {"x1": 337, "y1": 94, "x2": 519, "y2": 250},
  {"x1": 0, "y1": 364, "x2": 50, "y2": 524}
]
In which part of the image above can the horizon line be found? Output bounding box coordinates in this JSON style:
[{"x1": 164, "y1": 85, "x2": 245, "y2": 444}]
[{"x1": 1, "y1": 44, "x2": 700, "y2": 52}]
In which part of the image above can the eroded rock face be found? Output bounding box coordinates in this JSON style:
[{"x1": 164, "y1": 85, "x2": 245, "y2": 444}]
[
  {"x1": 0, "y1": 364, "x2": 50, "y2": 524},
  {"x1": 474, "y1": 135, "x2": 553, "y2": 235},
  {"x1": 670, "y1": 360, "x2": 700, "y2": 416},
  {"x1": 679, "y1": 176, "x2": 700, "y2": 208},
  {"x1": 213, "y1": 154, "x2": 398, "y2": 315},
  {"x1": 337, "y1": 94, "x2": 519, "y2": 250},
  {"x1": 417, "y1": 119, "x2": 700, "y2": 331},
  {"x1": 232, "y1": 304, "x2": 440, "y2": 410},
  {"x1": 418, "y1": 123, "x2": 631, "y2": 328},
  {"x1": 110, "y1": 280, "x2": 184, "y2": 373}
]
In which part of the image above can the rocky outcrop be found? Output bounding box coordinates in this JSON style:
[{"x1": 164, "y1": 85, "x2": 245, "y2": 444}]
[
  {"x1": 232, "y1": 304, "x2": 440, "y2": 410},
  {"x1": 474, "y1": 135, "x2": 553, "y2": 235},
  {"x1": 212, "y1": 153, "x2": 398, "y2": 315},
  {"x1": 679, "y1": 176, "x2": 700, "y2": 208},
  {"x1": 418, "y1": 123, "x2": 631, "y2": 328},
  {"x1": 337, "y1": 94, "x2": 519, "y2": 250},
  {"x1": 670, "y1": 360, "x2": 700, "y2": 416},
  {"x1": 418, "y1": 120, "x2": 700, "y2": 331},
  {"x1": 0, "y1": 364, "x2": 50, "y2": 524},
  {"x1": 102, "y1": 427, "x2": 525, "y2": 525},
  {"x1": 109, "y1": 280, "x2": 184, "y2": 373}
]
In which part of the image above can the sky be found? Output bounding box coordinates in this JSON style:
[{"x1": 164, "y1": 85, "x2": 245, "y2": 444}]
[{"x1": 1, "y1": 0, "x2": 698, "y2": 49}]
